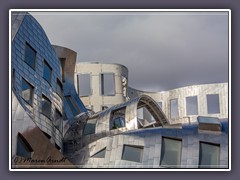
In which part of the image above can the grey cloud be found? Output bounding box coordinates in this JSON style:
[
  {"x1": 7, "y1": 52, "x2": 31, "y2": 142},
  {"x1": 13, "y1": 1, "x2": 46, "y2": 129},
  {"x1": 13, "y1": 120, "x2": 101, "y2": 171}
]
[{"x1": 31, "y1": 11, "x2": 229, "y2": 92}]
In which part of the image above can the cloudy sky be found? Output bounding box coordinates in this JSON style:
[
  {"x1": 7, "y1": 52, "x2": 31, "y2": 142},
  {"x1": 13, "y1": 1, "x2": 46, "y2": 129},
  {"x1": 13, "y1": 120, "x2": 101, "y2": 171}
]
[{"x1": 31, "y1": 11, "x2": 229, "y2": 92}]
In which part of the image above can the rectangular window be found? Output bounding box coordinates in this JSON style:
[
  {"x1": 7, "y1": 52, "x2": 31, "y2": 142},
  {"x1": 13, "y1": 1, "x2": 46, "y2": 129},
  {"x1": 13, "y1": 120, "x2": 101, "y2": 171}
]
[
  {"x1": 41, "y1": 95, "x2": 51, "y2": 119},
  {"x1": 207, "y1": 94, "x2": 220, "y2": 114},
  {"x1": 170, "y1": 99, "x2": 179, "y2": 119},
  {"x1": 101, "y1": 73, "x2": 115, "y2": 96},
  {"x1": 186, "y1": 96, "x2": 198, "y2": 115},
  {"x1": 77, "y1": 74, "x2": 91, "y2": 96},
  {"x1": 110, "y1": 108, "x2": 126, "y2": 130},
  {"x1": 43, "y1": 60, "x2": 52, "y2": 85},
  {"x1": 122, "y1": 145, "x2": 143, "y2": 163},
  {"x1": 24, "y1": 43, "x2": 36, "y2": 70},
  {"x1": 54, "y1": 109, "x2": 63, "y2": 132},
  {"x1": 65, "y1": 95, "x2": 81, "y2": 117},
  {"x1": 12, "y1": 68, "x2": 16, "y2": 89},
  {"x1": 16, "y1": 133, "x2": 33, "y2": 158},
  {"x1": 56, "y1": 79, "x2": 63, "y2": 98},
  {"x1": 83, "y1": 118, "x2": 96, "y2": 135},
  {"x1": 199, "y1": 142, "x2": 220, "y2": 168},
  {"x1": 160, "y1": 137, "x2": 182, "y2": 168},
  {"x1": 21, "y1": 78, "x2": 34, "y2": 106}
]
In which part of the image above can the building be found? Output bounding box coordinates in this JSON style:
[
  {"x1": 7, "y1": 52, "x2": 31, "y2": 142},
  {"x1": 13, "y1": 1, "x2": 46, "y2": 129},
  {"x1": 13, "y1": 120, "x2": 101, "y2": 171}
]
[{"x1": 10, "y1": 12, "x2": 229, "y2": 169}]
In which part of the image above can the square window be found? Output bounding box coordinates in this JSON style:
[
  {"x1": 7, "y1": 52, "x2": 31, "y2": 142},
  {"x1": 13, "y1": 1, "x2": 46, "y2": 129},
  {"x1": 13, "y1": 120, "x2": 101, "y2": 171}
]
[
  {"x1": 21, "y1": 78, "x2": 34, "y2": 106},
  {"x1": 101, "y1": 73, "x2": 115, "y2": 96},
  {"x1": 160, "y1": 137, "x2": 182, "y2": 168},
  {"x1": 24, "y1": 43, "x2": 36, "y2": 70},
  {"x1": 43, "y1": 60, "x2": 52, "y2": 85},
  {"x1": 77, "y1": 74, "x2": 91, "y2": 96},
  {"x1": 41, "y1": 95, "x2": 51, "y2": 119},
  {"x1": 122, "y1": 145, "x2": 143, "y2": 163},
  {"x1": 170, "y1": 99, "x2": 179, "y2": 119},
  {"x1": 207, "y1": 94, "x2": 220, "y2": 114},
  {"x1": 199, "y1": 142, "x2": 220, "y2": 168},
  {"x1": 186, "y1": 96, "x2": 198, "y2": 115}
]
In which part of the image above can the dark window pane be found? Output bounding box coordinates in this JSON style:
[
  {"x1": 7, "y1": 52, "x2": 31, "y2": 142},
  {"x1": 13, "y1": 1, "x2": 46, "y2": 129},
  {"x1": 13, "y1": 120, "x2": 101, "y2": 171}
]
[
  {"x1": 56, "y1": 79, "x2": 62, "y2": 98},
  {"x1": 21, "y1": 78, "x2": 34, "y2": 105},
  {"x1": 110, "y1": 116, "x2": 125, "y2": 130},
  {"x1": 25, "y1": 43, "x2": 36, "y2": 69},
  {"x1": 54, "y1": 109, "x2": 63, "y2": 132},
  {"x1": 43, "y1": 61, "x2": 52, "y2": 85},
  {"x1": 42, "y1": 95, "x2": 51, "y2": 119},
  {"x1": 122, "y1": 145, "x2": 143, "y2": 162},
  {"x1": 110, "y1": 108, "x2": 126, "y2": 130},
  {"x1": 170, "y1": 99, "x2": 179, "y2": 119},
  {"x1": 207, "y1": 94, "x2": 220, "y2": 114},
  {"x1": 199, "y1": 142, "x2": 220, "y2": 168},
  {"x1": 83, "y1": 119, "x2": 96, "y2": 135},
  {"x1": 16, "y1": 133, "x2": 33, "y2": 158},
  {"x1": 101, "y1": 73, "x2": 115, "y2": 95},
  {"x1": 77, "y1": 74, "x2": 91, "y2": 96},
  {"x1": 186, "y1": 96, "x2": 198, "y2": 115},
  {"x1": 160, "y1": 137, "x2": 182, "y2": 168},
  {"x1": 92, "y1": 148, "x2": 106, "y2": 158},
  {"x1": 65, "y1": 96, "x2": 81, "y2": 117}
]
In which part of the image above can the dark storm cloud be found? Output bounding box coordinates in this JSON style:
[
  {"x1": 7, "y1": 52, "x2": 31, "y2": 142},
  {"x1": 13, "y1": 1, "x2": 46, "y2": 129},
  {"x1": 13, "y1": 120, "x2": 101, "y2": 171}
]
[{"x1": 31, "y1": 11, "x2": 229, "y2": 92}]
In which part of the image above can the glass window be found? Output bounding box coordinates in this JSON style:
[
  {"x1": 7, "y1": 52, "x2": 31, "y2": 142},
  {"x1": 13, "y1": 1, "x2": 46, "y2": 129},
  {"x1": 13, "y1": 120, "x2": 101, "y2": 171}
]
[
  {"x1": 65, "y1": 95, "x2": 81, "y2": 117},
  {"x1": 12, "y1": 68, "x2": 15, "y2": 89},
  {"x1": 77, "y1": 74, "x2": 91, "y2": 96},
  {"x1": 83, "y1": 119, "x2": 96, "y2": 135},
  {"x1": 110, "y1": 108, "x2": 126, "y2": 130},
  {"x1": 56, "y1": 79, "x2": 63, "y2": 98},
  {"x1": 122, "y1": 145, "x2": 143, "y2": 162},
  {"x1": 21, "y1": 78, "x2": 34, "y2": 106},
  {"x1": 24, "y1": 43, "x2": 36, "y2": 70},
  {"x1": 91, "y1": 147, "x2": 106, "y2": 158},
  {"x1": 170, "y1": 99, "x2": 179, "y2": 119},
  {"x1": 110, "y1": 116, "x2": 125, "y2": 130},
  {"x1": 41, "y1": 95, "x2": 51, "y2": 119},
  {"x1": 16, "y1": 133, "x2": 33, "y2": 158},
  {"x1": 101, "y1": 73, "x2": 115, "y2": 95},
  {"x1": 199, "y1": 142, "x2": 220, "y2": 168},
  {"x1": 160, "y1": 137, "x2": 182, "y2": 168},
  {"x1": 54, "y1": 109, "x2": 63, "y2": 132},
  {"x1": 43, "y1": 60, "x2": 52, "y2": 85},
  {"x1": 186, "y1": 96, "x2": 198, "y2": 115},
  {"x1": 207, "y1": 94, "x2": 220, "y2": 114}
]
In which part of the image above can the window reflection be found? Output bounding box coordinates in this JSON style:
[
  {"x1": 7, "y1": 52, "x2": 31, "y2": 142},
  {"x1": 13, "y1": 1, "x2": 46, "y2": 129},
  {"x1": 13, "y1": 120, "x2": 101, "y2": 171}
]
[
  {"x1": 21, "y1": 78, "x2": 34, "y2": 105},
  {"x1": 160, "y1": 137, "x2": 182, "y2": 168},
  {"x1": 25, "y1": 43, "x2": 36, "y2": 70},
  {"x1": 43, "y1": 61, "x2": 52, "y2": 85},
  {"x1": 42, "y1": 95, "x2": 51, "y2": 119},
  {"x1": 122, "y1": 145, "x2": 143, "y2": 162},
  {"x1": 83, "y1": 119, "x2": 96, "y2": 135}
]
